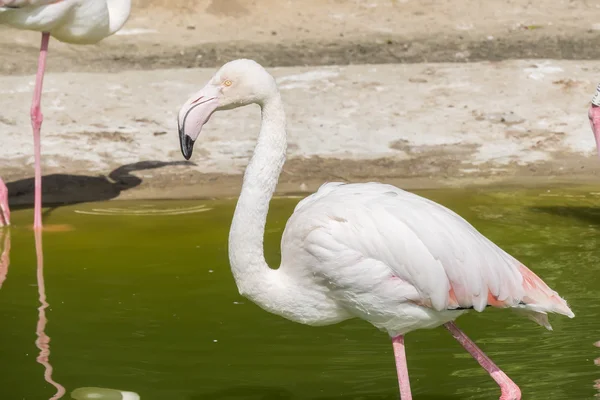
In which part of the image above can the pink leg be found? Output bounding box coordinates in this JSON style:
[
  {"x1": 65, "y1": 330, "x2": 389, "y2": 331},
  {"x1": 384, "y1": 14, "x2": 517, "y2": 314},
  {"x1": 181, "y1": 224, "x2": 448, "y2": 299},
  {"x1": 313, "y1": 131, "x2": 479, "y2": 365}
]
[
  {"x1": 589, "y1": 105, "x2": 600, "y2": 158},
  {"x1": 392, "y1": 335, "x2": 413, "y2": 400},
  {"x1": 589, "y1": 83, "x2": 600, "y2": 157},
  {"x1": 0, "y1": 177, "x2": 9, "y2": 226},
  {"x1": 31, "y1": 32, "x2": 50, "y2": 230},
  {"x1": 444, "y1": 322, "x2": 521, "y2": 400}
]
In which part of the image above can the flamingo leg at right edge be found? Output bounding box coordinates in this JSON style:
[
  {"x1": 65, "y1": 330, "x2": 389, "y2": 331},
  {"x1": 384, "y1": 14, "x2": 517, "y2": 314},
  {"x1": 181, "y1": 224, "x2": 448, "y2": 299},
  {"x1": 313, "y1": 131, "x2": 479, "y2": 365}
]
[
  {"x1": 0, "y1": 177, "x2": 9, "y2": 226},
  {"x1": 444, "y1": 321, "x2": 522, "y2": 400},
  {"x1": 392, "y1": 335, "x2": 413, "y2": 400},
  {"x1": 31, "y1": 32, "x2": 50, "y2": 231}
]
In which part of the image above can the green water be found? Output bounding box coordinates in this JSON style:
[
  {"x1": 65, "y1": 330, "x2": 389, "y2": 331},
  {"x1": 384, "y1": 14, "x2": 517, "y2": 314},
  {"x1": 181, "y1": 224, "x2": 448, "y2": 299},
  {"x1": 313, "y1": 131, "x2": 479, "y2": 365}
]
[{"x1": 0, "y1": 186, "x2": 599, "y2": 400}]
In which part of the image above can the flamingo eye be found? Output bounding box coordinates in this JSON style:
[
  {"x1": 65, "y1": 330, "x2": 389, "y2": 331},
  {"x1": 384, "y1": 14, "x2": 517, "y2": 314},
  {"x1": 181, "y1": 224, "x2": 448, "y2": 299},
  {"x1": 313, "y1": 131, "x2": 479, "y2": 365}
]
[{"x1": 224, "y1": 80, "x2": 232, "y2": 87}]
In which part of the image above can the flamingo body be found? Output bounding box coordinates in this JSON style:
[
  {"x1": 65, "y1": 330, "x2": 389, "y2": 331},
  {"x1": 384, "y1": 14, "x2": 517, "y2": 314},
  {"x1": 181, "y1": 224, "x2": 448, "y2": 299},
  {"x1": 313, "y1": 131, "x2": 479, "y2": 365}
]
[
  {"x1": 0, "y1": 0, "x2": 130, "y2": 44},
  {"x1": 278, "y1": 181, "x2": 572, "y2": 335}
]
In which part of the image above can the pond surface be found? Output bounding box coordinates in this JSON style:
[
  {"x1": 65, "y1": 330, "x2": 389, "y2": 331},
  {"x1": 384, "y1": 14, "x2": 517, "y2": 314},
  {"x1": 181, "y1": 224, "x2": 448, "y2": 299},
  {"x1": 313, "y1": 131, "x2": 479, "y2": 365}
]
[{"x1": 0, "y1": 186, "x2": 599, "y2": 400}]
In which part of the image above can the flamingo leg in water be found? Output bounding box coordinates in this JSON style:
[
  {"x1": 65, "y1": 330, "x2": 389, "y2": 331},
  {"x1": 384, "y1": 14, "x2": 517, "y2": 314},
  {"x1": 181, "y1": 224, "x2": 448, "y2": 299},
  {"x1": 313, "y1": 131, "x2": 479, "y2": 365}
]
[
  {"x1": 0, "y1": 177, "x2": 9, "y2": 226},
  {"x1": 31, "y1": 32, "x2": 50, "y2": 230},
  {"x1": 444, "y1": 322, "x2": 521, "y2": 400},
  {"x1": 392, "y1": 335, "x2": 413, "y2": 400}
]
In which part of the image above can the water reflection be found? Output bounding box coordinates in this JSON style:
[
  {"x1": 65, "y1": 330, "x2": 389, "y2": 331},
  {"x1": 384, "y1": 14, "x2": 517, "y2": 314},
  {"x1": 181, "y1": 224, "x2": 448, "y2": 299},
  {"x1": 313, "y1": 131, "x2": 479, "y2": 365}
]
[
  {"x1": 0, "y1": 228, "x2": 9, "y2": 289},
  {"x1": 595, "y1": 341, "x2": 600, "y2": 397},
  {"x1": 34, "y1": 230, "x2": 66, "y2": 399},
  {"x1": 0, "y1": 229, "x2": 64, "y2": 398},
  {"x1": 71, "y1": 387, "x2": 140, "y2": 399},
  {"x1": 33, "y1": 230, "x2": 141, "y2": 400}
]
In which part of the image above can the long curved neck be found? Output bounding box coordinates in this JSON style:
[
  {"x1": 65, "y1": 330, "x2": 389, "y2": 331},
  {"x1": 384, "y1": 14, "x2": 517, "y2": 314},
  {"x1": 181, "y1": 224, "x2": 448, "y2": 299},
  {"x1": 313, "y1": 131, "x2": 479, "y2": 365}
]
[
  {"x1": 106, "y1": 0, "x2": 131, "y2": 34},
  {"x1": 228, "y1": 93, "x2": 286, "y2": 302}
]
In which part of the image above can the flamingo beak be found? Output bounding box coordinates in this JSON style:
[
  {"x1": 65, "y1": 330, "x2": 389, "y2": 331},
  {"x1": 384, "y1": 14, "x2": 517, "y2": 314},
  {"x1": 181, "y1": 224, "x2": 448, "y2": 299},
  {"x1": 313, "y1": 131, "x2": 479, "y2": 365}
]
[
  {"x1": 177, "y1": 85, "x2": 220, "y2": 160},
  {"x1": 178, "y1": 125, "x2": 195, "y2": 161}
]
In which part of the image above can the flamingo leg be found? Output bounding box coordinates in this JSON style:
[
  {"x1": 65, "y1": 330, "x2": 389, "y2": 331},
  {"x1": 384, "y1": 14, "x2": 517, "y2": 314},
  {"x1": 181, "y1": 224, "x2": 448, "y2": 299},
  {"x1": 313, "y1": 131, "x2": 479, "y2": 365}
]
[
  {"x1": 444, "y1": 322, "x2": 521, "y2": 400},
  {"x1": 0, "y1": 177, "x2": 9, "y2": 226},
  {"x1": 392, "y1": 335, "x2": 413, "y2": 400},
  {"x1": 590, "y1": 104, "x2": 600, "y2": 157},
  {"x1": 31, "y1": 32, "x2": 50, "y2": 230}
]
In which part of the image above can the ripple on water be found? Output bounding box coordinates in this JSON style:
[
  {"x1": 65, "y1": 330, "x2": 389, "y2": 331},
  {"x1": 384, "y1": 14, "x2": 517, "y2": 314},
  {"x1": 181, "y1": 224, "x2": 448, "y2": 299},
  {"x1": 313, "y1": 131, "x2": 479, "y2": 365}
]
[{"x1": 73, "y1": 204, "x2": 213, "y2": 216}]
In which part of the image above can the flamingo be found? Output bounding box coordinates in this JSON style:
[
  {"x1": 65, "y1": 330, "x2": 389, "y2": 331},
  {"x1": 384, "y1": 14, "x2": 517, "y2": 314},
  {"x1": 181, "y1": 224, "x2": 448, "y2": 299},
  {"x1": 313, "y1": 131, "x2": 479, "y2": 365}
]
[
  {"x1": 0, "y1": 0, "x2": 131, "y2": 230},
  {"x1": 590, "y1": 83, "x2": 600, "y2": 156},
  {"x1": 176, "y1": 59, "x2": 574, "y2": 400}
]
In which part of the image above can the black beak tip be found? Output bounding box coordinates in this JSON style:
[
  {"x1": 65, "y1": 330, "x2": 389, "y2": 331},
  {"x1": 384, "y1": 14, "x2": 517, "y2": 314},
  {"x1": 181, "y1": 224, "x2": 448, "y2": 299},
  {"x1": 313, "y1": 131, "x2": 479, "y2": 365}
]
[{"x1": 179, "y1": 128, "x2": 195, "y2": 161}]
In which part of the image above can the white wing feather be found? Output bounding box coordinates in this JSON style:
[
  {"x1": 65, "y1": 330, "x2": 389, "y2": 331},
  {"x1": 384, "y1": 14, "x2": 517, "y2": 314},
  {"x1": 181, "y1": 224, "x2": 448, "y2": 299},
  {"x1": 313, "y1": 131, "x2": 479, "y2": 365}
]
[
  {"x1": 281, "y1": 182, "x2": 571, "y2": 324},
  {"x1": 0, "y1": 0, "x2": 64, "y2": 7},
  {"x1": 0, "y1": 0, "x2": 116, "y2": 45}
]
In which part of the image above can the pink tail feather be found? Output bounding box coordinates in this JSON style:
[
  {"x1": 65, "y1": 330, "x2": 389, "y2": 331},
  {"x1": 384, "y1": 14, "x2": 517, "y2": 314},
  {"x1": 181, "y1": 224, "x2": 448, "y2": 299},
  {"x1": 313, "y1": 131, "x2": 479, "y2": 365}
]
[{"x1": 518, "y1": 265, "x2": 574, "y2": 318}]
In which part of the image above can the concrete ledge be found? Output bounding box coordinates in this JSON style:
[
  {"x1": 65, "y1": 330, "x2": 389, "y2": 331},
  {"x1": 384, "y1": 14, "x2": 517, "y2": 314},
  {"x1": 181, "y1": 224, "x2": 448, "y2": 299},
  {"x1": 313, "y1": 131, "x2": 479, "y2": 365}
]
[{"x1": 1, "y1": 60, "x2": 599, "y2": 202}]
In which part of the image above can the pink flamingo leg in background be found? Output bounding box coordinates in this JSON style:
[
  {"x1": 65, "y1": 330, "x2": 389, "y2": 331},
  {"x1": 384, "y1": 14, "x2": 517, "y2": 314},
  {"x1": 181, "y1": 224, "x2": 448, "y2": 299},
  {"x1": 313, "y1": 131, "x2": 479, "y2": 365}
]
[
  {"x1": 0, "y1": 177, "x2": 9, "y2": 226},
  {"x1": 392, "y1": 335, "x2": 413, "y2": 400},
  {"x1": 31, "y1": 32, "x2": 51, "y2": 230},
  {"x1": 588, "y1": 90, "x2": 600, "y2": 398},
  {"x1": 590, "y1": 83, "x2": 600, "y2": 157},
  {"x1": 590, "y1": 105, "x2": 600, "y2": 156},
  {"x1": 34, "y1": 230, "x2": 66, "y2": 399},
  {"x1": 444, "y1": 322, "x2": 521, "y2": 400}
]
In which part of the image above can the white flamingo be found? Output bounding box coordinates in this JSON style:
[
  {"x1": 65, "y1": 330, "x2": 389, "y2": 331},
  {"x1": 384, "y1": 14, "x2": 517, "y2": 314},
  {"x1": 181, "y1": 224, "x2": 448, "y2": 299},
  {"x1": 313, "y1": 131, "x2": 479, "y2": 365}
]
[
  {"x1": 0, "y1": 0, "x2": 131, "y2": 229},
  {"x1": 176, "y1": 59, "x2": 574, "y2": 400}
]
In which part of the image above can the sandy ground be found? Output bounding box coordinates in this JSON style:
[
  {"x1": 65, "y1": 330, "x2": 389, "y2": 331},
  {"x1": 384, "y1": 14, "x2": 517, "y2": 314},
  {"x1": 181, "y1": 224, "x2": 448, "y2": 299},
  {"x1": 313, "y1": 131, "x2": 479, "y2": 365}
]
[
  {"x1": 2, "y1": 0, "x2": 600, "y2": 73},
  {"x1": 1, "y1": 0, "x2": 600, "y2": 203}
]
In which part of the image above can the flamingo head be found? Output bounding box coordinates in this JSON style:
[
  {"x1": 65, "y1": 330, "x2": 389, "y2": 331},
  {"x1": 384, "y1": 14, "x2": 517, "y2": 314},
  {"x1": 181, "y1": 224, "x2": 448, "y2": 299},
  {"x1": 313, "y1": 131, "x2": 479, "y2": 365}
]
[
  {"x1": 177, "y1": 59, "x2": 277, "y2": 160},
  {"x1": 589, "y1": 84, "x2": 600, "y2": 158}
]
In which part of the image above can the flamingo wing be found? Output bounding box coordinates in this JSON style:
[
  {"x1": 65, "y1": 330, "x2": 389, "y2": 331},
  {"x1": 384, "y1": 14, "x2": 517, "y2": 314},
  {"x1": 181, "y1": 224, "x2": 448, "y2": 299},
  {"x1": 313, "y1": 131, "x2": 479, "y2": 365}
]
[
  {"x1": 0, "y1": 0, "x2": 73, "y2": 30},
  {"x1": 283, "y1": 182, "x2": 573, "y2": 329}
]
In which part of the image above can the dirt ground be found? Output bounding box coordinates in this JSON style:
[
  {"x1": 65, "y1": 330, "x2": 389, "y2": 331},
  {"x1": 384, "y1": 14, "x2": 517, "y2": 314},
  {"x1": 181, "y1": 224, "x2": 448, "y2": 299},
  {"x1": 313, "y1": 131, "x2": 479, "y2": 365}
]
[
  {"x1": 1, "y1": 0, "x2": 600, "y2": 203},
  {"x1": 2, "y1": 0, "x2": 600, "y2": 74}
]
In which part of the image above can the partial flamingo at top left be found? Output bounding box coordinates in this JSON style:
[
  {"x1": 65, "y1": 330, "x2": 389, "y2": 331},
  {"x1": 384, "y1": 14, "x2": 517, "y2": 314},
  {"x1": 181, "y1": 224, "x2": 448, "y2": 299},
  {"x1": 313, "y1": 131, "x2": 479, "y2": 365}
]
[{"x1": 0, "y1": 0, "x2": 131, "y2": 229}]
